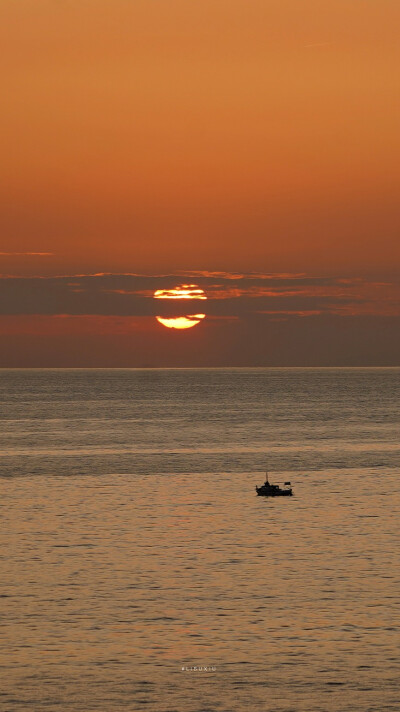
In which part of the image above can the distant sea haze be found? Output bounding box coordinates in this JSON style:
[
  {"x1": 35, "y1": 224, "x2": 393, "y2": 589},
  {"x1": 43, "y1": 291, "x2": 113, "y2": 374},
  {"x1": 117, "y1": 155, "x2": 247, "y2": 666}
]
[
  {"x1": 0, "y1": 368, "x2": 399, "y2": 477},
  {"x1": 1, "y1": 368, "x2": 399, "y2": 711}
]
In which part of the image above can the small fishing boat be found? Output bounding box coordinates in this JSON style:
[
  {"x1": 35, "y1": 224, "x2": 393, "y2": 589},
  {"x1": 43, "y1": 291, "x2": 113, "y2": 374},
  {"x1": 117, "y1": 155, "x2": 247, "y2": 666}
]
[{"x1": 256, "y1": 474, "x2": 293, "y2": 497}]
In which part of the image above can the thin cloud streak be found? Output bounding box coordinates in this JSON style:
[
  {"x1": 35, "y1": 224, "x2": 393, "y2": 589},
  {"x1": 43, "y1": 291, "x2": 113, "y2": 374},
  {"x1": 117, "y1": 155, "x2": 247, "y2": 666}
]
[{"x1": 0, "y1": 252, "x2": 54, "y2": 257}]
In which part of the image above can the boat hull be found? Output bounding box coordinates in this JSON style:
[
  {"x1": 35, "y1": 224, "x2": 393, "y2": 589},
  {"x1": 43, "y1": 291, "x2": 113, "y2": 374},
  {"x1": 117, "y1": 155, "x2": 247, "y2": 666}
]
[{"x1": 256, "y1": 486, "x2": 293, "y2": 497}]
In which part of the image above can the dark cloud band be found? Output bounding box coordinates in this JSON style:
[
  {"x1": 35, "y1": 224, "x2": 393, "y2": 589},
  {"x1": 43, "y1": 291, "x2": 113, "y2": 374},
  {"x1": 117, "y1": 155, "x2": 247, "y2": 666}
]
[{"x1": 0, "y1": 272, "x2": 397, "y2": 318}]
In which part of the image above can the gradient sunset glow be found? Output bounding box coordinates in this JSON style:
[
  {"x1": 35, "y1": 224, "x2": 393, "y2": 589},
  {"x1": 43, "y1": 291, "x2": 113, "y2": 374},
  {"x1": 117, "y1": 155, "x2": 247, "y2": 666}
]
[{"x1": 0, "y1": 1, "x2": 398, "y2": 365}]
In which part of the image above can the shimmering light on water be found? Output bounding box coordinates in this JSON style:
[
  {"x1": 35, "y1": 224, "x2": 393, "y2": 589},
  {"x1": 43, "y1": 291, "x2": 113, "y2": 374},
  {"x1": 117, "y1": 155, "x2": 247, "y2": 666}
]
[{"x1": 0, "y1": 368, "x2": 399, "y2": 711}]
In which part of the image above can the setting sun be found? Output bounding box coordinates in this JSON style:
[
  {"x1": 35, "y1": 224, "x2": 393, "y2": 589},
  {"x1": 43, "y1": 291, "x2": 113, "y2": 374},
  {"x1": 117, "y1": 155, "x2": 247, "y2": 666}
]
[{"x1": 154, "y1": 284, "x2": 206, "y2": 329}]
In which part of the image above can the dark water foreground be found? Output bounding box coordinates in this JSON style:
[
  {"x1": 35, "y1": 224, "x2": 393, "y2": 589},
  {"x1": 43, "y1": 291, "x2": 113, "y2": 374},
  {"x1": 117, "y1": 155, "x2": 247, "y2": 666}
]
[{"x1": 0, "y1": 368, "x2": 399, "y2": 711}]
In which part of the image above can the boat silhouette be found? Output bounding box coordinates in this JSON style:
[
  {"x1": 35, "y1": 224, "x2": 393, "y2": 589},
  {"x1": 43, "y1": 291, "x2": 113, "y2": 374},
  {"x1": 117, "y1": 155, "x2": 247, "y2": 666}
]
[{"x1": 256, "y1": 473, "x2": 293, "y2": 497}]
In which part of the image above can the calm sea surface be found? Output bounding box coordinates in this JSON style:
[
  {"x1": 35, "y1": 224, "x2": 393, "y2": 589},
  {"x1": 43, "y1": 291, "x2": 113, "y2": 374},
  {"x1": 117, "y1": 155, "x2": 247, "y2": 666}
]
[{"x1": 0, "y1": 368, "x2": 399, "y2": 712}]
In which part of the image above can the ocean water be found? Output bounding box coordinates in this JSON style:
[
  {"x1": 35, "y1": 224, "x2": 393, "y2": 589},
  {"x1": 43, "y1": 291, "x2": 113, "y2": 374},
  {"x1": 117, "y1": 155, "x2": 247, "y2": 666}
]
[{"x1": 0, "y1": 368, "x2": 399, "y2": 712}]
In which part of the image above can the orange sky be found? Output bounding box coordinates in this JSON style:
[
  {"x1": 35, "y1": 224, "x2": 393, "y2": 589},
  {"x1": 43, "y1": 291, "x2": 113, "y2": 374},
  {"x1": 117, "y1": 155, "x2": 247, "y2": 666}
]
[
  {"x1": 1, "y1": 0, "x2": 399, "y2": 276},
  {"x1": 0, "y1": 1, "x2": 399, "y2": 365}
]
